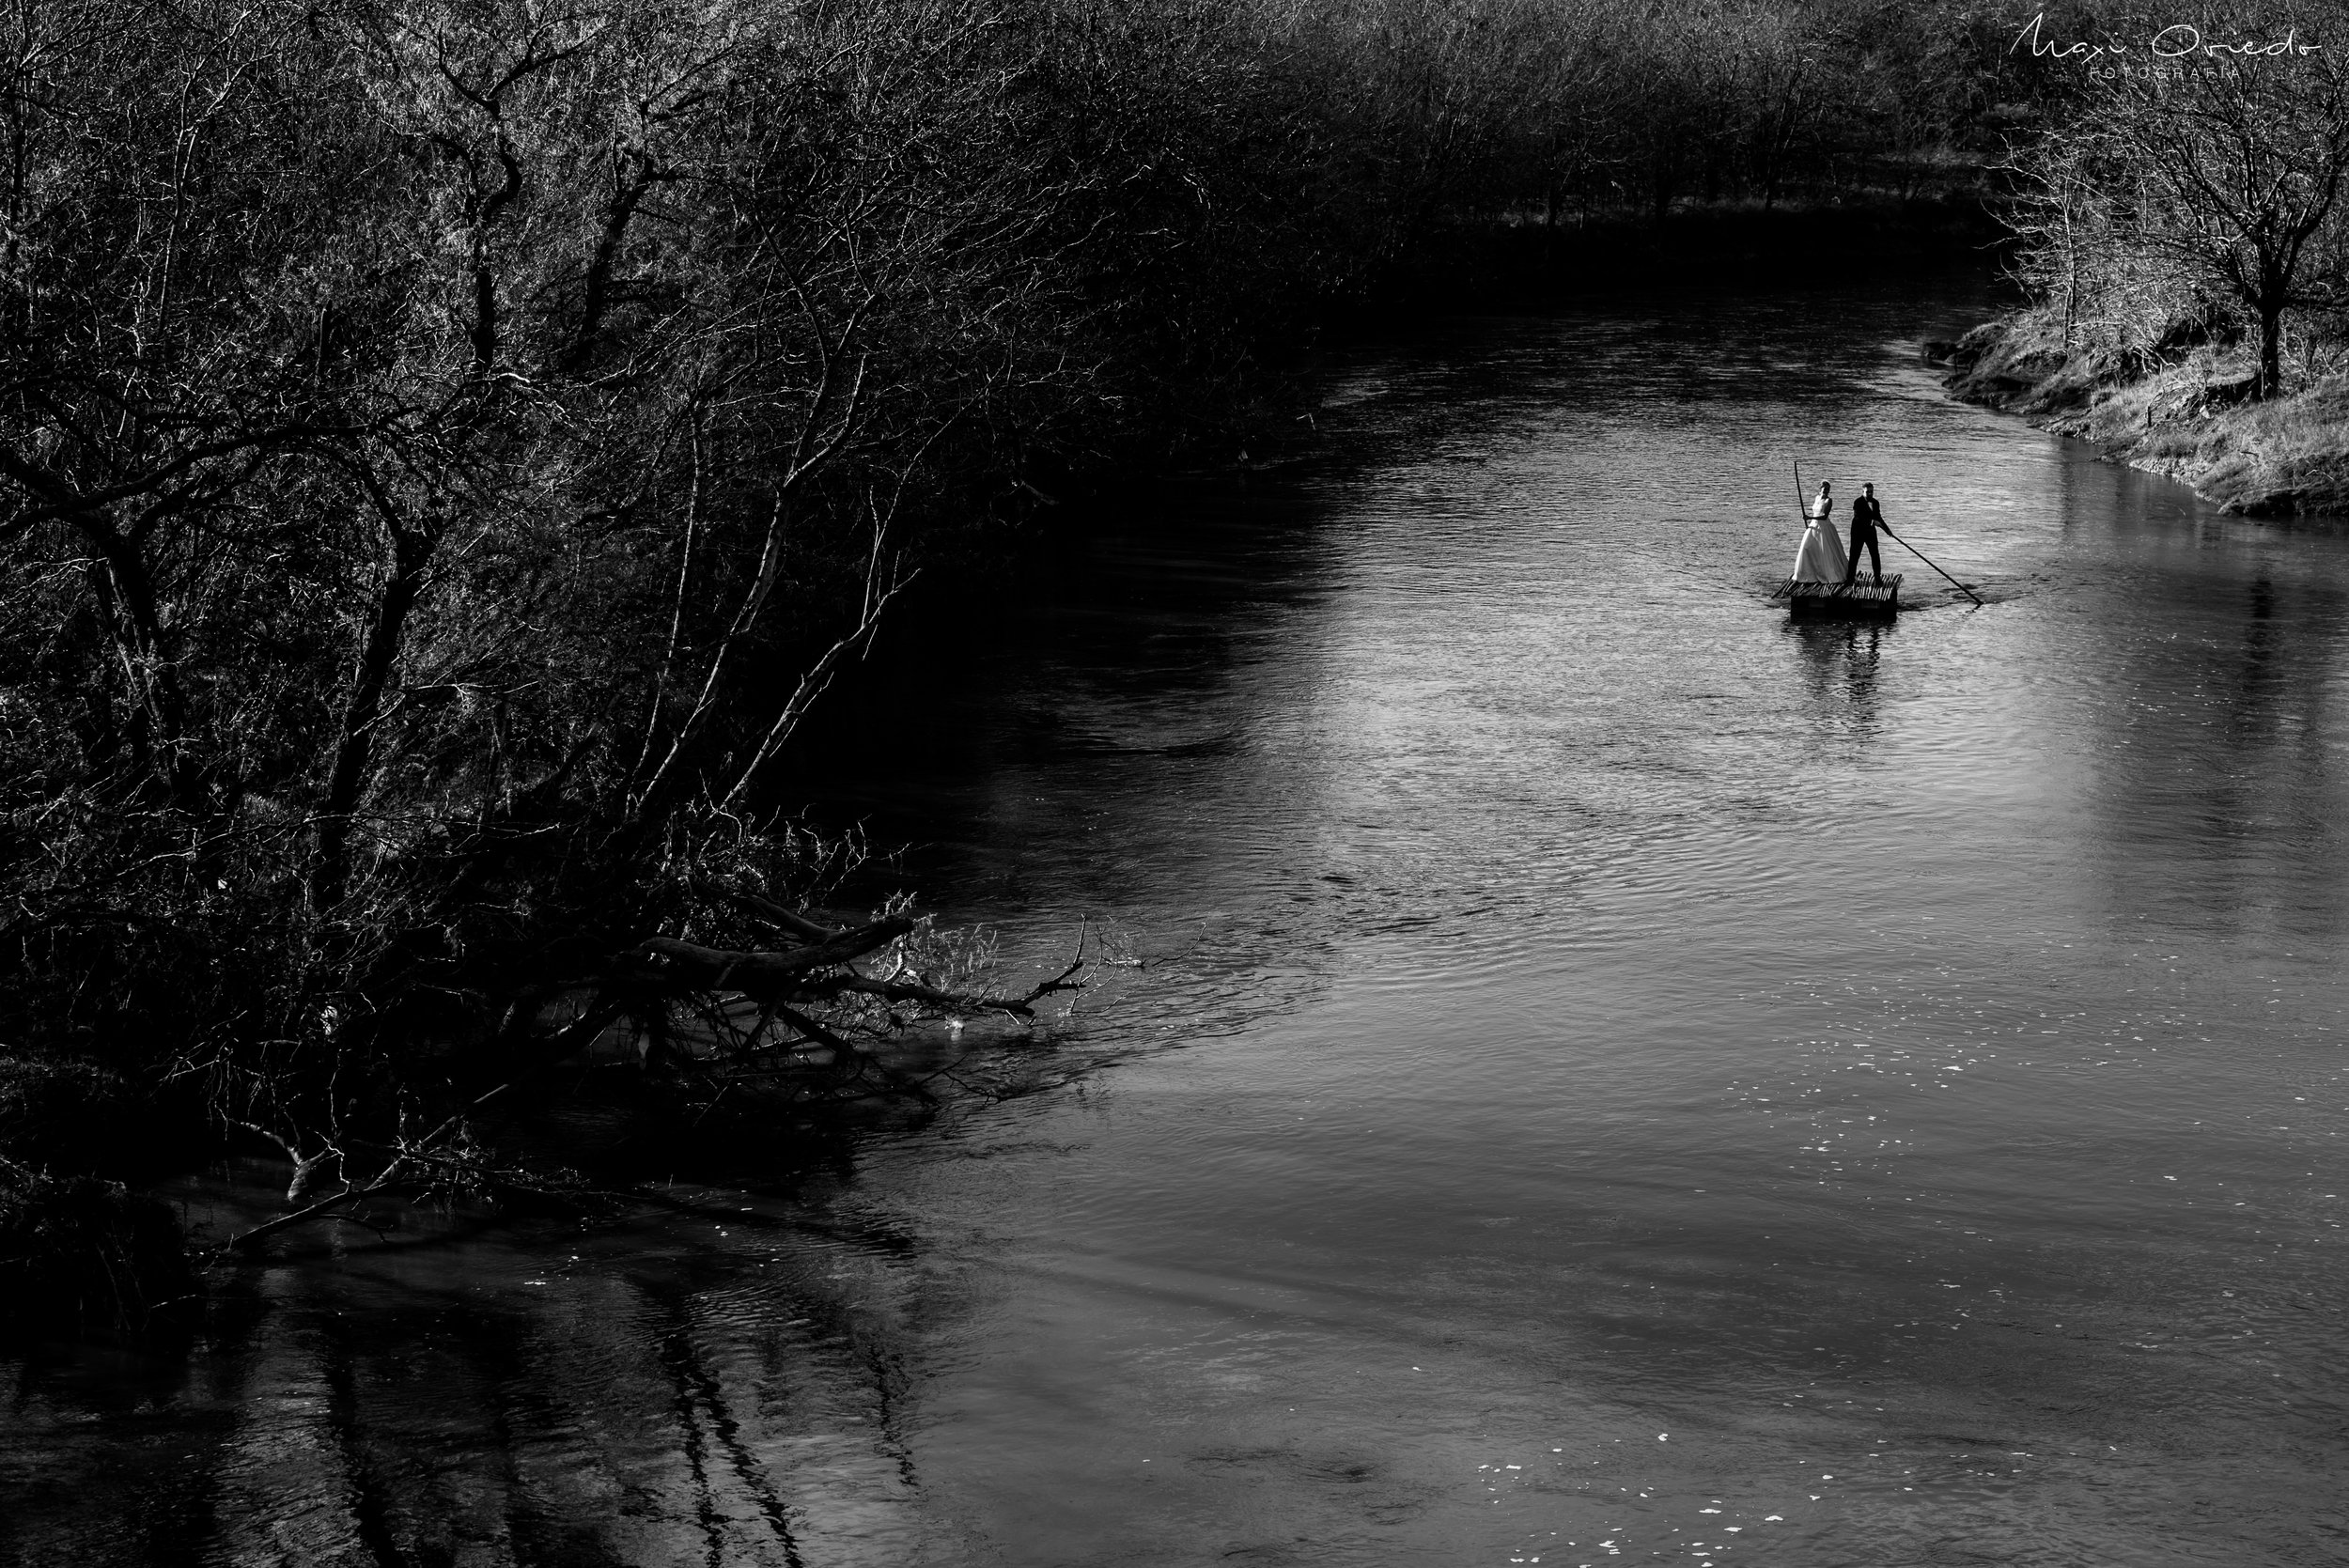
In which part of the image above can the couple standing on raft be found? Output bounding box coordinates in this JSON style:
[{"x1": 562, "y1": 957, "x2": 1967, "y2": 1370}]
[{"x1": 1793, "y1": 481, "x2": 1886, "y2": 587}]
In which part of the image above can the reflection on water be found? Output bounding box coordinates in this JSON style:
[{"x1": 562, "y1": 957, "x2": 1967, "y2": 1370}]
[
  {"x1": 10, "y1": 277, "x2": 2349, "y2": 1567},
  {"x1": 1787, "y1": 620, "x2": 1887, "y2": 733}
]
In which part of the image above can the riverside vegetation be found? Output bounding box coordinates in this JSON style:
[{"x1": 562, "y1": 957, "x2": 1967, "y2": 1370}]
[
  {"x1": 0, "y1": 0, "x2": 2065, "y2": 1330},
  {"x1": 1941, "y1": 2, "x2": 2349, "y2": 514}
]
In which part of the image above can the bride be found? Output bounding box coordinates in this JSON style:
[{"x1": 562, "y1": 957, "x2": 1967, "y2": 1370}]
[{"x1": 1792, "y1": 481, "x2": 1848, "y2": 583}]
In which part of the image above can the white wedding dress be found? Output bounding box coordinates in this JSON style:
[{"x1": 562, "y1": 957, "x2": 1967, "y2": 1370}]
[{"x1": 1791, "y1": 500, "x2": 1848, "y2": 583}]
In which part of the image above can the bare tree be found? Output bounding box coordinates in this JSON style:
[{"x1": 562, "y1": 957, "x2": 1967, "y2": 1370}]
[{"x1": 2059, "y1": 33, "x2": 2349, "y2": 397}]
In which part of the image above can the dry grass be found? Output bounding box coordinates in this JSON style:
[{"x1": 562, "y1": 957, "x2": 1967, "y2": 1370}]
[{"x1": 1946, "y1": 313, "x2": 2349, "y2": 515}]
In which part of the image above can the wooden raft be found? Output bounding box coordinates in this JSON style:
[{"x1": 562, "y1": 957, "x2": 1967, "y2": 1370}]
[{"x1": 1787, "y1": 573, "x2": 1901, "y2": 618}]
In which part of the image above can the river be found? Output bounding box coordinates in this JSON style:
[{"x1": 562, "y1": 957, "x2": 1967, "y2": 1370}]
[{"x1": 7, "y1": 277, "x2": 2347, "y2": 1568}]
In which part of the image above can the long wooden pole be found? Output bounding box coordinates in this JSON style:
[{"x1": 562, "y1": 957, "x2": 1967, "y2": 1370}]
[
  {"x1": 1878, "y1": 520, "x2": 1983, "y2": 607},
  {"x1": 1772, "y1": 461, "x2": 1807, "y2": 598}
]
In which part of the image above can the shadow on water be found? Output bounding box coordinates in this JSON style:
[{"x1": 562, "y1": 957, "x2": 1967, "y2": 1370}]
[
  {"x1": 779, "y1": 484, "x2": 1344, "y2": 921},
  {"x1": 4, "y1": 1161, "x2": 963, "y2": 1566},
  {"x1": 1783, "y1": 617, "x2": 1889, "y2": 733}
]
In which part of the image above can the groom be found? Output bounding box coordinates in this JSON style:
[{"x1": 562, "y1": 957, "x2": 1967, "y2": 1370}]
[{"x1": 1842, "y1": 483, "x2": 1885, "y2": 586}]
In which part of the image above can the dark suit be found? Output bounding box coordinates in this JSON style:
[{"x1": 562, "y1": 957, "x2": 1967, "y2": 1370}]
[{"x1": 1843, "y1": 494, "x2": 1883, "y2": 583}]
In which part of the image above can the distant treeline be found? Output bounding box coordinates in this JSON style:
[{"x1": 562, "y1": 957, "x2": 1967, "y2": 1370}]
[{"x1": 0, "y1": 0, "x2": 2046, "y2": 1324}]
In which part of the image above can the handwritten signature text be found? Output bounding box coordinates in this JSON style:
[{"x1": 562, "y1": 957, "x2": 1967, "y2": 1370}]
[{"x1": 2011, "y1": 12, "x2": 2321, "y2": 59}]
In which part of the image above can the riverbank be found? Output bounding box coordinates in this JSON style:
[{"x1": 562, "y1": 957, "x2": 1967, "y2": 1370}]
[{"x1": 1933, "y1": 304, "x2": 2349, "y2": 517}]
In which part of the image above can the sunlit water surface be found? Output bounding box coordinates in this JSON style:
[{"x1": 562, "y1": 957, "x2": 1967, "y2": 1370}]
[{"x1": 8, "y1": 280, "x2": 2349, "y2": 1568}]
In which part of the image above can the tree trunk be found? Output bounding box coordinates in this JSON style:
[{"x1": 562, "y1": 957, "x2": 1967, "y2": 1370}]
[
  {"x1": 313, "y1": 525, "x2": 431, "y2": 909},
  {"x1": 567, "y1": 162, "x2": 660, "y2": 367},
  {"x1": 85, "y1": 519, "x2": 194, "y2": 802},
  {"x1": 2257, "y1": 301, "x2": 2284, "y2": 401}
]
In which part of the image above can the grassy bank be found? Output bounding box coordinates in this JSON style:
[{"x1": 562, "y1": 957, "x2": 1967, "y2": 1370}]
[{"x1": 1937, "y1": 306, "x2": 2349, "y2": 516}]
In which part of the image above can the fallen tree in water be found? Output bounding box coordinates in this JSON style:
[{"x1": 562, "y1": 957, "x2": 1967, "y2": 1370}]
[{"x1": 214, "y1": 890, "x2": 1091, "y2": 1252}]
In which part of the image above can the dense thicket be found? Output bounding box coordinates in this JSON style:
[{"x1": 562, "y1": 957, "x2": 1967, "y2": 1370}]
[{"x1": 0, "y1": 0, "x2": 2039, "y2": 1317}]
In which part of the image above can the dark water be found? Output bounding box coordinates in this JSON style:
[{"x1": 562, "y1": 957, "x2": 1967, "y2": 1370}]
[{"x1": 10, "y1": 281, "x2": 2349, "y2": 1567}]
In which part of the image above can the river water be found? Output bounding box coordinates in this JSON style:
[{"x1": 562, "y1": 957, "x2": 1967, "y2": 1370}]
[{"x1": 8, "y1": 280, "x2": 2348, "y2": 1567}]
